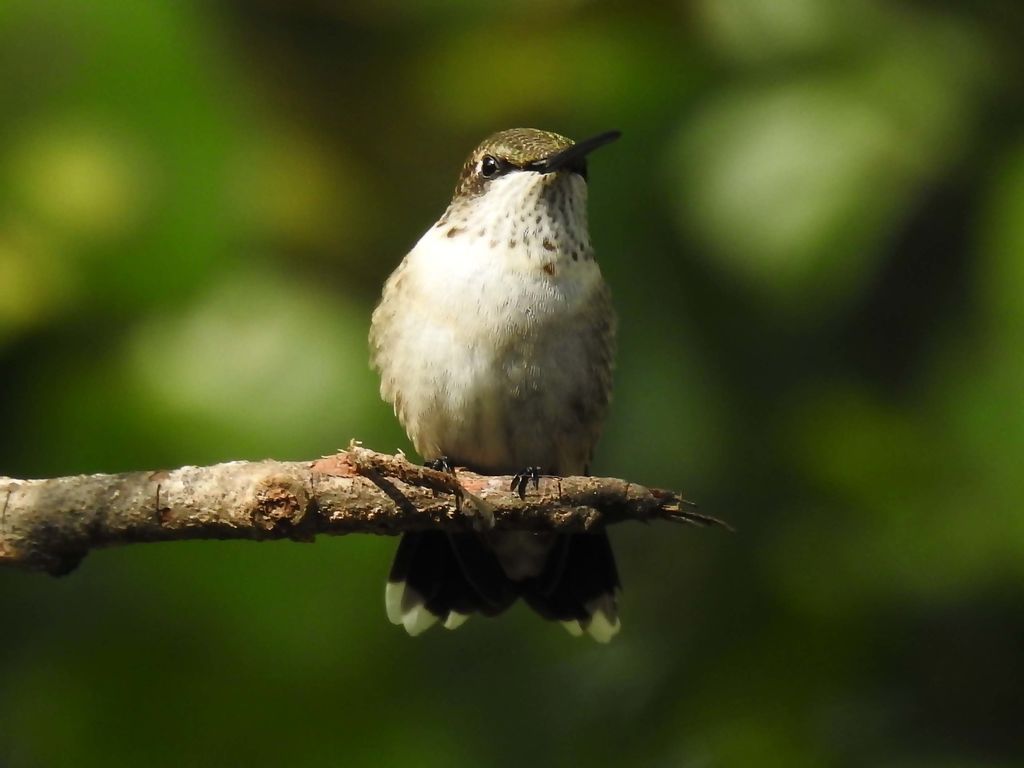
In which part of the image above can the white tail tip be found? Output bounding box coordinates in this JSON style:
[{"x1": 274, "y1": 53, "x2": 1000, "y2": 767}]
[
  {"x1": 385, "y1": 581, "x2": 405, "y2": 625},
  {"x1": 386, "y1": 580, "x2": 441, "y2": 636},
  {"x1": 443, "y1": 612, "x2": 470, "y2": 630},
  {"x1": 561, "y1": 620, "x2": 584, "y2": 637}
]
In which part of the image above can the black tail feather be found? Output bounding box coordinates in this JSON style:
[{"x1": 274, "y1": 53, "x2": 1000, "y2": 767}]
[
  {"x1": 520, "y1": 532, "x2": 620, "y2": 626},
  {"x1": 387, "y1": 532, "x2": 516, "y2": 632},
  {"x1": 387, "y1": 530, "x2": 620, "y2": 641},
  {"x1": 446, "y1": 533, "x2": 518, "y2": 615}
]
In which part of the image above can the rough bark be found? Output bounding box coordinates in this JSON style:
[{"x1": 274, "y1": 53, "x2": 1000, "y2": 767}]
[{"x1": 0, "y1": 444, "x2": 726, "y2": 575}]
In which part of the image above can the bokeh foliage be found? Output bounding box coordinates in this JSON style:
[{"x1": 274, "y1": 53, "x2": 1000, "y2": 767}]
[{"x1": 2, "y1": 0, "x2": 1023, "y2": 765}]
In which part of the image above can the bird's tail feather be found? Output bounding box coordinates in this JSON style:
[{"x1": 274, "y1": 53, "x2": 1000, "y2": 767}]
[
  {"x1": 386, "y1": 531, "x2": 516, "y2": 635},
  {"x1": 519, "y1": 532, "x2": 621, "y2": 643},
  {"x1": 386, "y1": 530, "x2": 620, "y2": 641}
]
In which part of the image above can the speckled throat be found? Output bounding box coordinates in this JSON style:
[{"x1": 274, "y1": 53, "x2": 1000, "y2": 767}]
[
  {"x1": 436, "y1": 168, "x2": 596, "y2": 270},
  {"x1": 425, "y1": 127, "x2": 623, "y2": 269}
]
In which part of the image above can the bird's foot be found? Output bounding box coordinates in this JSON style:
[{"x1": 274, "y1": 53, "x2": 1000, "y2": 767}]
[
  {"x1": 425, "y1": 455, "x2": 459, "y2": 503},
  {"x1": 510, "y1": 466, "x2": 542, "y2": 500},
  {"x1": 425, "y1": 456, "x2": 455, "y2": 474},
  {"x1": 425, "y1": 457, "x2": 495, "y2": 529}
]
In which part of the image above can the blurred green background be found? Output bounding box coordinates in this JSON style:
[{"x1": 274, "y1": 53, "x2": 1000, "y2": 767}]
[{"x1": 2, "y1": 0, "x2": 1023, "y2": 765}]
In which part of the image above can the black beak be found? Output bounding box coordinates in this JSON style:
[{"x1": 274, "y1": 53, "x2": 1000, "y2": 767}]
[{"x1": 528, "y1": 130, "x2": 621, "y2": 176}]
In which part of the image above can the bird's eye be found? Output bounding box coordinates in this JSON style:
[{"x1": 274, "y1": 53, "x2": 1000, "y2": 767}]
[{"x1": 479, "y1": 155, "x2": 500, "y2": 178}]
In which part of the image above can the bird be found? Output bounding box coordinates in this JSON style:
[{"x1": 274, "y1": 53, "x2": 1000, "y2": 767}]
[{"x1": 369, "y1": 128, "x2": 621, "y2": 641}]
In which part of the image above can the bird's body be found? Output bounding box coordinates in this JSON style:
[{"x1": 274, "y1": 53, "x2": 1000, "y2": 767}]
[{"x1": 370, "y1": 128, "x2": 621, "y2": 641}]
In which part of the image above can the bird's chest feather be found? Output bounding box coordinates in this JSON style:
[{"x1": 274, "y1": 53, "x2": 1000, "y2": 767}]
[{"x1": 371, "y1": 229, "x2": 607, "y2": 472}]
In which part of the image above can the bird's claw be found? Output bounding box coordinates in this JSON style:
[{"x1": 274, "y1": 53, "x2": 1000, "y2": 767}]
[
  {"x1": 425, "y1": 456, "x2": 455, "y2": 474},
  {"x1": 510, "y1": 466, "x2": 542, "y2": 499}
]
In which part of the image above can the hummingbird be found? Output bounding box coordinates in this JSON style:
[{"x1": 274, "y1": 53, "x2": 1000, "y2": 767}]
[{"x1": 370, "y1": 128, "x2": 621, "y2": 642}]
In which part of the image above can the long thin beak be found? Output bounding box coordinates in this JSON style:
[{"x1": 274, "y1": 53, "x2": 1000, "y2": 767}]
[{"x1": 529, "y1": 130, "x2": 621, "y2": 175}]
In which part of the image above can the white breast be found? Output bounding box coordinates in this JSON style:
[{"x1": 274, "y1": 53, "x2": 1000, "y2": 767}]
[{"x1": 370, "y1": 171, "x2": 614, "y2": 475}]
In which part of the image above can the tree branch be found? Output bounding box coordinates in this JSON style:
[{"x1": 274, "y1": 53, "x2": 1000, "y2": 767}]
[{"x1": 0, "y1": 444, "x2": 727, "y2": 576}]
